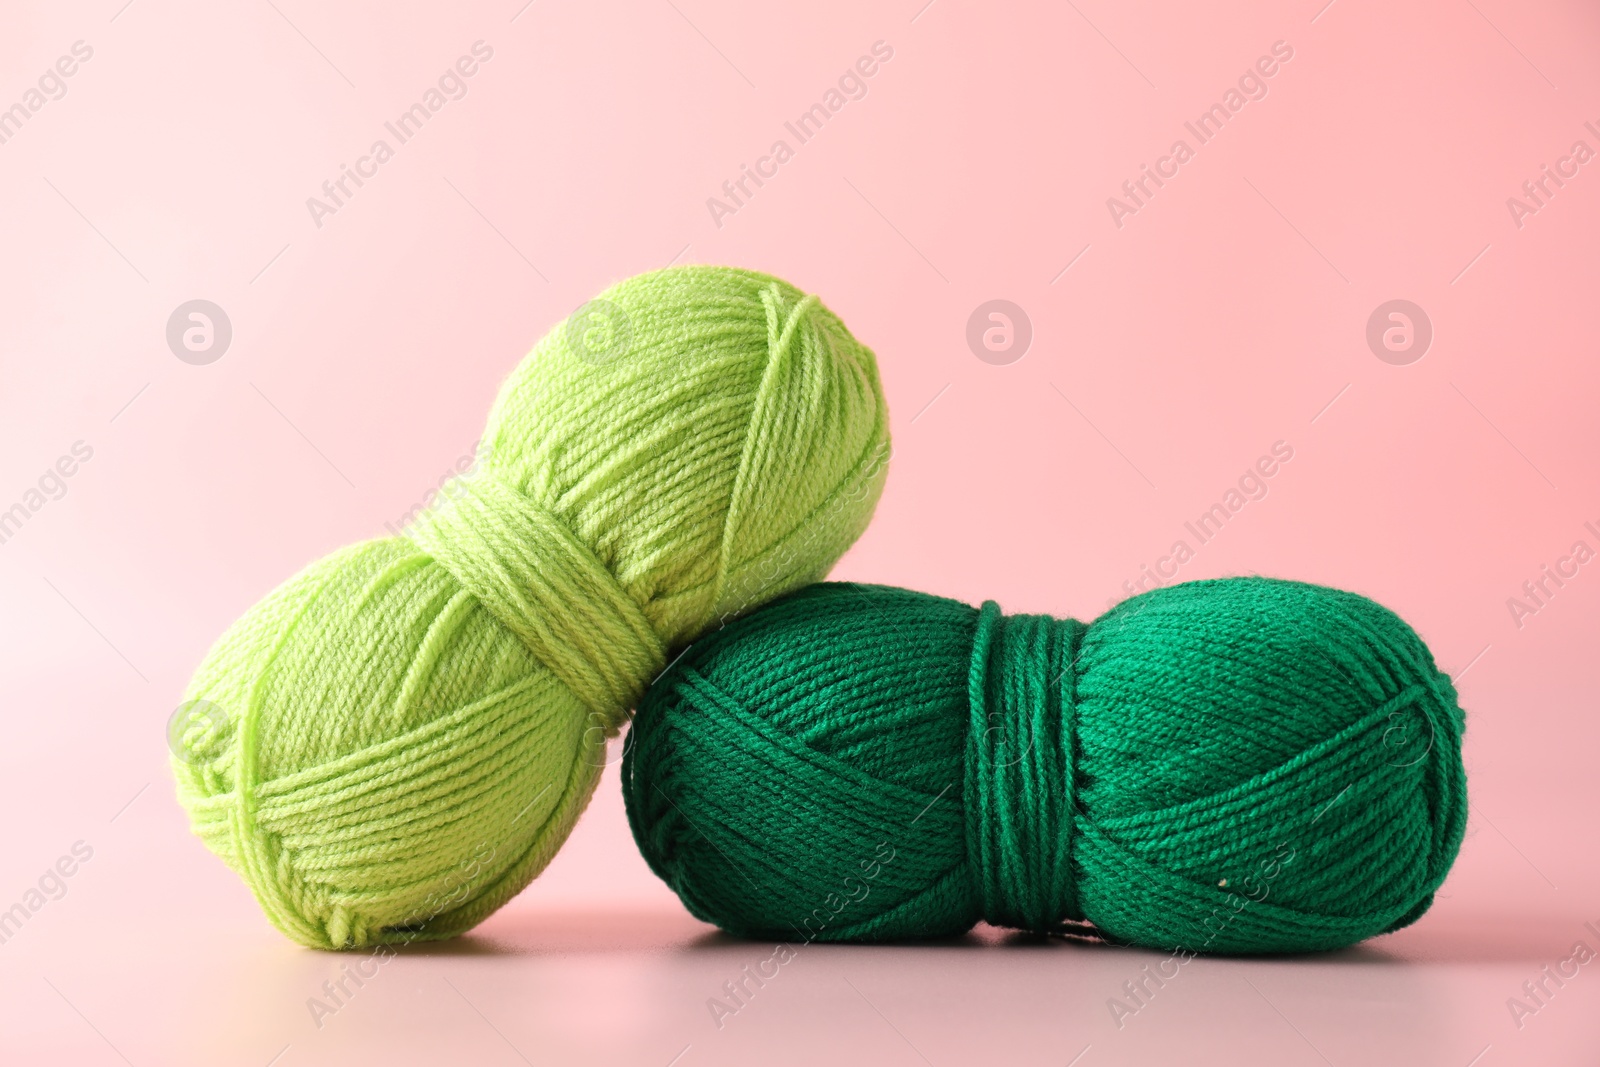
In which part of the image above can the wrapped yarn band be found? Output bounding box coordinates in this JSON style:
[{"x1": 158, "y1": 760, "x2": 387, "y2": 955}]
[
  {"x1": 965, "y1": 604, "x2": 1085, "y2": 934},
  {"x1": 407, "y1": 472, "x2": 664, "y2": 726}
]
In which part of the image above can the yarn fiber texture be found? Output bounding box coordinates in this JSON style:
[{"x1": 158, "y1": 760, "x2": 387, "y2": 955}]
[
  {"x1": 624, "y1": 578, "x2": 1468, "y2": 954},
  {"x1": 172, "y1": 265, "x2": 891, "y2": 950}
]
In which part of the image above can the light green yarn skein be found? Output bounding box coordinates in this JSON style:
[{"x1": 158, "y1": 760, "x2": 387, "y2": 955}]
[{"x1": 171, "y1": 265, "x2": 891, "y2": 950}]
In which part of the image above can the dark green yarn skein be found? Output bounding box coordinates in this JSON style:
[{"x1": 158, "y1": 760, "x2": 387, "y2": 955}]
[{"x1": 623, "y1": 577, "x2": 1467, "y2": 955}]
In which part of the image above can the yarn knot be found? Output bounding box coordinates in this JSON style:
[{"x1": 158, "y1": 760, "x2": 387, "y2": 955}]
[
  {"x1": 964, "y1": 601, "x2": 1086, "y2": 934},
  {"x1": 407, "y1": 471, "x2": 666, "y2": 730}
]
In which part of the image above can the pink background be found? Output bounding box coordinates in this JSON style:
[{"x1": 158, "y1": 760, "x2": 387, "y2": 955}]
[{"x1": 2, "y1": 0, "x2": 1597, "y2": 1062}]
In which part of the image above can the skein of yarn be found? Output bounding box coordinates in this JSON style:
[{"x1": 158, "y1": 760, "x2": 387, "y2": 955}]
[
  {"x1": 171, "y1": 265, "x2": 891, "y2": 950},
  {"x1": 624, "y1": 578, "x2": 1468, "y2": 954}
]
